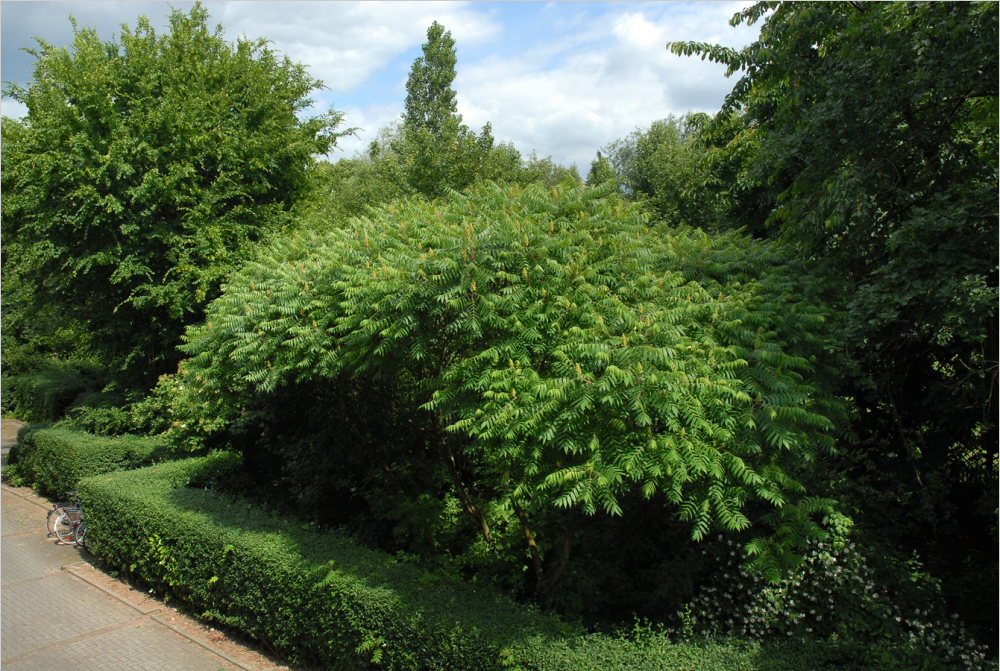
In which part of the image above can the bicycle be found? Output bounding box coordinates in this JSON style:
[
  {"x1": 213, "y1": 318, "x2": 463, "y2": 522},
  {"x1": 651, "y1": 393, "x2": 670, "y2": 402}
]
[
  {"x1": 52, "y1": 492, "x2": 93, "y2": 553},
  {"x1": 46, "y1": 492, "x2": 78, "y2": 537}
]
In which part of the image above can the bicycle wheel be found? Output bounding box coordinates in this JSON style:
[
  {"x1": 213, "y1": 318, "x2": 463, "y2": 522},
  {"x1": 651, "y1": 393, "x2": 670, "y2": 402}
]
[
  {"x1": 53, "y1": 509, "x2": 80, "y2": 544},
  {"x1": 81, "y1": 526, "x2": 95, "y2": 554},
  {"x1": 75, "y1": 522, "x2": 88, "y2": 551},
  {"x1": 46, "y1": 503, "x2": 72, "y2": 536}
]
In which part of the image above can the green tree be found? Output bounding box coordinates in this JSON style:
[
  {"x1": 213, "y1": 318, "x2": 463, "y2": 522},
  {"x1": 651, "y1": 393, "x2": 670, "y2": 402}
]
[
  {"x1": 292, "y1": 122, "x2": 415, "y2": 231},
  {"x1": 586, "y1": 152, "x2": 616, "y2": 187},
  {"x1": 670, "y1": 1, "x2": 998, "y2": 639},
  {"x1": 521, "y1": 152, "x2": 582, "y2": 189},
  {"x1": 396, "y1": 22, "x2": 518, "y2": 197},
  {"x1": 595, "y1": 114, "x2": 720, "y2": 228},
  {"x1": 178, "y1": 181, "x2": 847, "y2": 605},
  {"x1": 1, "y1": 3, "x2": 353, "y2": 390}
]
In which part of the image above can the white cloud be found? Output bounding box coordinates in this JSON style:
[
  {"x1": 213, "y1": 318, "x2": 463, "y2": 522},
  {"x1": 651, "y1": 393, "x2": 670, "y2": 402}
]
[
  {"x1": 206, "y1": 1, "x2": 501, "y2": 93},
  {"x1": 455, "y1": 2, "x2": 758, "y2": 169},
  {"x1": 1, "y1": 98, "x2": 28, "y2": 120}
]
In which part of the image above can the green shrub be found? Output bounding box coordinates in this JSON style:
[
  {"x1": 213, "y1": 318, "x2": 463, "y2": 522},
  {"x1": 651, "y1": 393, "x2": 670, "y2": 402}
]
[
  {"x1": 31, "y1": 429, "x2": 170, "y2": 496},
  {"x1": 56, "y1": 391, "x2": 135, "y2": 436},
  {"x1": 78, "y1": 455, "x2": 959, "y2": 671},
  {"x1": 181, "y1": 180, "x2": 848, "y2": 601},
  {"x1": 1, "y1": 369, "x2": 94, "y2": 422},
  {"x1": 674, "y1": 536, "x2": 996, "y2": 670}
]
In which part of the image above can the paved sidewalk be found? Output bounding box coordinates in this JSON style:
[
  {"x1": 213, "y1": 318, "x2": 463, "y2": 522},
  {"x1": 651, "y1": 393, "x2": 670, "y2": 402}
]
[
  {"x1": 1, "y1": 418, "x2": 25, "y2": 467},
  {"x1": 1, "y1": 484, "x2": 244, "y2": 670}
]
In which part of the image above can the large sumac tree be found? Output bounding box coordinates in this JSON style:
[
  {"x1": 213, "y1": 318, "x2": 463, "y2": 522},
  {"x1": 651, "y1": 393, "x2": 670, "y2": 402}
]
[{"x1": 178, "y1": 181, "x2": 847, "y2": 604}]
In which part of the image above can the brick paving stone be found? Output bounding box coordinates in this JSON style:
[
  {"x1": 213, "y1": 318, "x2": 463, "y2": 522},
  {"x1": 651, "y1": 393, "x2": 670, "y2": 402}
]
[
  {"x1": 2, "y1": 530, "x2": 87, "y2": 585},
  {"x1": 1, "y1": 497, "x2": 50, "y2": 536},
  {"x1": 1, "y1": 572, "x2": 139, "y2": 660},
  {"x1": 4, "y1": 620, "x2": 241, "y2": 671}
]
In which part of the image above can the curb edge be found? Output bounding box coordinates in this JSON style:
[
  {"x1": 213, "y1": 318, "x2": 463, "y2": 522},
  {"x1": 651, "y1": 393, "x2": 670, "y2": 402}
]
[{"x1": 151, "y1": 614, "x2": 265, "y2": 671}]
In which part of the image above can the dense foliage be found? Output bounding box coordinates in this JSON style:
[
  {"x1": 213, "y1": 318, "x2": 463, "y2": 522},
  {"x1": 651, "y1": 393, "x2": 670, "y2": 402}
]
[
  {"x1": 174, "y1": 181, "x2": 847, "y2": 608},
  {"x1": 3, "y1": 3, "x2": 995, "y2": 666},
  {"x1": 1, "y1": 3, "x2": 353, "y2": 389},
  {"x1": 668, "y1": 0, "x2": 998, "y2": 641}
]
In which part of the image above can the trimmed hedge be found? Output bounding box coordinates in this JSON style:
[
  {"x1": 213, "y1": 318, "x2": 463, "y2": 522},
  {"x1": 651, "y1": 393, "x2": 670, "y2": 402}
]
[
  {"x1": 78, "y1": 455, "x2": 915, "y2": 671},
  {"x1": 27, "y1": 429, "x2": 169, "y2": 497},
  {"x1": 80, "y1": 453, "x2": 568, "y2": 670}
]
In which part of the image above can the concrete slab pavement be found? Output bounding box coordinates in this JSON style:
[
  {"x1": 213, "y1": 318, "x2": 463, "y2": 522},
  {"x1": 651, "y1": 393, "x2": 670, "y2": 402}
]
[
  {"x1": 1, "y1": 418, "x2": 25, "y2": 468},
  {"x1": 1, "y1": 482, "x2": 245, "y2": 670}
]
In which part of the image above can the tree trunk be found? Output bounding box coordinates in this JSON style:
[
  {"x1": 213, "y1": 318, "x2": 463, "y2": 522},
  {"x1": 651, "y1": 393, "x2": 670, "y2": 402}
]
[
  {"x1": 434, "y1": 411, "x2": 494, "y2": 548},
  {"x1": 513, "y1": 501, "x2": 576, "y2": 609}
]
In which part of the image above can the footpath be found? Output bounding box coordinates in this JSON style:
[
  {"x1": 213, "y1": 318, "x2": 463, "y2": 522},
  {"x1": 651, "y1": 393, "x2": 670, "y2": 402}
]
[{"x1": 0, "y1": 419, "x2": 296, "y2": 671}]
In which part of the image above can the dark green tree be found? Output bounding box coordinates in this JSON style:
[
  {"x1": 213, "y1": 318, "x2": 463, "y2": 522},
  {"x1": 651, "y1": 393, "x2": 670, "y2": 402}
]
[
  {"x1": 1, "y1": 3, "x2": 353, "y2": 390},
  {"x1": 670, "y1": 1, "x2": 998, "y2": 639}
]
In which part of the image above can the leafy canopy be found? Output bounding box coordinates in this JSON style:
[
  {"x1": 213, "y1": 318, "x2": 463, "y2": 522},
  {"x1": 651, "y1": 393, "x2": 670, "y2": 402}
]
[
  {"x1": 180, "y1": 181, "x2": 846, "y2": 577},
  {"x1": 668, "y1": 2, "x2": 998, "y2": 353},
  {"x1": 670, "y1": 1, "x2": 998, "y2": 634},
  {"x1": 1, "y1": 3, "x2": 353, "y2": 389}
]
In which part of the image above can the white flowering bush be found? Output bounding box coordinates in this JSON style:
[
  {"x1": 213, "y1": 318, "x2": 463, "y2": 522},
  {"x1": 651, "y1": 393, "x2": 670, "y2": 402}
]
[{"x1": 673, "y1": 535, "x2": 996, "y2": 670}]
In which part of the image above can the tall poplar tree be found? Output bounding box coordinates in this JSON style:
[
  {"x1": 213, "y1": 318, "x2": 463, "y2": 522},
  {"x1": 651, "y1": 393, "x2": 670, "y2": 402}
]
[
  {"x1": 404, "y1": 21, "x2": 459, "y2": 136},
  {"x1": 396, "y1": 22, "x2": 518, "y2": 197}
]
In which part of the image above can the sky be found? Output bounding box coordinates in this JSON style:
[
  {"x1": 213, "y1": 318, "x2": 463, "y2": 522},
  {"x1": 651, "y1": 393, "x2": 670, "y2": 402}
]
[{"x1": 1, "y1": 1, "x2": 760, "y2": 170}]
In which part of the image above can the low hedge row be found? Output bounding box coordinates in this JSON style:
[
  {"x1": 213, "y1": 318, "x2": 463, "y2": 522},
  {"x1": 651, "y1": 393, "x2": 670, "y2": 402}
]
[
  {"x1": 78, "y1": 455, "x2": 900, "y2": 671},
  {"x1": 11, "y1": 428, "x2": 170, "y2": 497}
]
